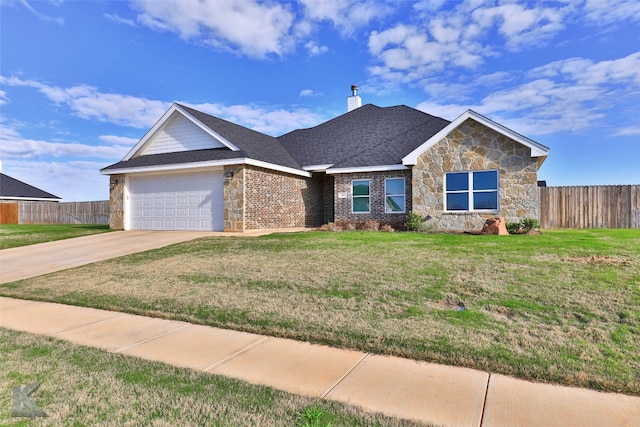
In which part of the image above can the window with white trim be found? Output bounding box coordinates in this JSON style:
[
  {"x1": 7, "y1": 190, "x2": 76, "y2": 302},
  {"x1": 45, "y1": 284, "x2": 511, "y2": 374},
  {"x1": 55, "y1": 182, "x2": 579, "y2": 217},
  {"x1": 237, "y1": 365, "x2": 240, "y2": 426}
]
[
  {"x1": 352, "y1": 179, "x2": 370, "y2": 213},
  {"x1": 385, "y1": 178, "x2": 405, "y2": 213},
  {"x1": 445, "y1": 170, "x2": 498, "y2": 211}
]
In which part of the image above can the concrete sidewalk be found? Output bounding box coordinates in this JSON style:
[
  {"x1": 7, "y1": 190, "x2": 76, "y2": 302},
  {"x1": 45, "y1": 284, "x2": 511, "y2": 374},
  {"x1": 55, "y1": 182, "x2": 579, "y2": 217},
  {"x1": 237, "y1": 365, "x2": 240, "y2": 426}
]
[{"x1": 1, "y1": 296, "x2": 638, "y2": 426}]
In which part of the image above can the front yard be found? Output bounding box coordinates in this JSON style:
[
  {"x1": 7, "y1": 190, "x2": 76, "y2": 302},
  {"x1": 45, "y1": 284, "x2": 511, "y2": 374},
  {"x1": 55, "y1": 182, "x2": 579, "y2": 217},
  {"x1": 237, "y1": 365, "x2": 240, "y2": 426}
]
[{"x1": 1, "y1": 229, "x2": 638, "y2": 395}]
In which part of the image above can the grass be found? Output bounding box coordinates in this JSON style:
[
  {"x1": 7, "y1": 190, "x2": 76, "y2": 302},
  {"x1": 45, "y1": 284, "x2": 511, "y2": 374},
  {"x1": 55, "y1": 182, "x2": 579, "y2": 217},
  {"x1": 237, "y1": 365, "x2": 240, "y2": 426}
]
[
  {"x1": 0, "y1": 224, "x2": 111, "y2": 249},
  {"x1": 0, "y1": 329, "x2": 422, "y2": 427},
  {"x1": 1, "y1": 229, "x2": 639, "y2": 396}
]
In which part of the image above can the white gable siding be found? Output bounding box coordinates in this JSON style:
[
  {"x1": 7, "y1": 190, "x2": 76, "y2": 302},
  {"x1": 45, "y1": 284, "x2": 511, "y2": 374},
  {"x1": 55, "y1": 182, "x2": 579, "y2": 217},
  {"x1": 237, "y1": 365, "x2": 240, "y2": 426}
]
[{"x1": 139, "y1": 114, "x2": 225, "y2": 156}]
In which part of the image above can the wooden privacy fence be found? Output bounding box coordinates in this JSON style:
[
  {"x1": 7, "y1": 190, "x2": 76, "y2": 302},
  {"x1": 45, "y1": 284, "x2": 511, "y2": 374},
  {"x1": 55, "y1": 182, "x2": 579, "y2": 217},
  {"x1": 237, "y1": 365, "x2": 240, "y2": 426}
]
[
  {"x1": 539, "y1": 185, "x2": 640, "y2": 229},
  {"x1": 17, "y1": 201, "x2": 110, "y2": 225}
]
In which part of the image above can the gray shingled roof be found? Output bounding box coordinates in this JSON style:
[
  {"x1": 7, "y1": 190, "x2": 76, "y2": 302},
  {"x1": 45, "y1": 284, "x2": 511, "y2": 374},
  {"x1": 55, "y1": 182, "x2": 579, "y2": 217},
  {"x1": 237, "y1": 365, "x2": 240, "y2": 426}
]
[
  {"x1": 277, "y1": 104, "x2": 450, "y2": 168},
  {"x1": 101, "y1": 103, "x2": 450, "y2": 173},
  {"x1": 0, "y1": 173, "x2": 61, "y2": 200}
]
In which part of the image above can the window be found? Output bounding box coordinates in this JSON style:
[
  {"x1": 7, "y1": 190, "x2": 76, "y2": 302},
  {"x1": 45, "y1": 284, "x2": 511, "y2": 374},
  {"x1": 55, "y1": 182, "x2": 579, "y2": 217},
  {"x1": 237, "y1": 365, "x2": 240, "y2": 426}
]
[
  {"x1": 445, "y1": 170, "x2": 498, "y2": 211},
  {"x1": 385, "y1": 178, "x2": 405, "y2": 213},
  {"x1": 352, "y1": 179, "x2": 370, "y2": 213}
]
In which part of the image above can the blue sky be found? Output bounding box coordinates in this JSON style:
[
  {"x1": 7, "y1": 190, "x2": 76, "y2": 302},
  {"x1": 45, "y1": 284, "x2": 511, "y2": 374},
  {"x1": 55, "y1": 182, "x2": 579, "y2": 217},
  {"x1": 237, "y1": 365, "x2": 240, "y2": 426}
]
[{"x1": 1, "y1": 0, "x2": 639, "y2": 201}]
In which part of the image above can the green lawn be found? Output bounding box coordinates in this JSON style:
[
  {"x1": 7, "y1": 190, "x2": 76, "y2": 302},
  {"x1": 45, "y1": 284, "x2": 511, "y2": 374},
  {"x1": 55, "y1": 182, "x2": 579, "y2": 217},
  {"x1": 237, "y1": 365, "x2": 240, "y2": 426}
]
[
  {"x1": 0, "y1": 224, "x2": 111, "y2": 249},
  {"x1": 1, "y1": 229, "x2": 639, "y2": 396},
  {"x1": 0, "y1": 329, "x2": 419, "y2": 426}
]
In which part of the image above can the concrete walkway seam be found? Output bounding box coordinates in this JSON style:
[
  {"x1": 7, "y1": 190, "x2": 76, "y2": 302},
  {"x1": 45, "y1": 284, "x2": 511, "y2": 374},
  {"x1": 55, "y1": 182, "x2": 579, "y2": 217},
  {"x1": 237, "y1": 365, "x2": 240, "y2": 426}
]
[
  {"x1": 479, "y1": 372, "x2": 492, "y2": 427},
  {"x1": 321, "y1": 353, "x2": 370, "y2": 399},
  {"x1": 114, "y1": 323, "x2": 191, "y2": 353},
  {"x1": 202, "y1": 336, "x2": 270, "y2": 372}
]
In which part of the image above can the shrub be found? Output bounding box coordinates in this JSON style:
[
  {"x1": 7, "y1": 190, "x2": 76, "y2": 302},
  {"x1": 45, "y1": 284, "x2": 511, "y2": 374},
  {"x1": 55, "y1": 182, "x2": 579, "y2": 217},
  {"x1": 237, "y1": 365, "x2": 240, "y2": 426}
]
[
  {"x1": 404, "y1": 212, "x2": 427, "y2": 232},
  {"x1": 507, "y1": 218, "x2": 540, "y2": 234},
  {"x1": 506, "y1": 222, "x2": 521, "y2": 235},
  {"x1": 360, "y1": 220, "x2": 380, "y2": 231},
  {"x1": 522, "y1": 218, "x2": 540, "y2": 232},
  {"x1": 380, "y1": 224, "x2": 395, "y2": 232}
]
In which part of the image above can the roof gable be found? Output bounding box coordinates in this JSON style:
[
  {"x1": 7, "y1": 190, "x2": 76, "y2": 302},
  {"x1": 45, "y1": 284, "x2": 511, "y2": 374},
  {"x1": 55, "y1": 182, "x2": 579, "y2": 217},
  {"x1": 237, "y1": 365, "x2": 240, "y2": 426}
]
[
  {"x1": 0, "y1": 173, "x2": 61, "y2": 201},
  {"x1": 403, "y1": 110, "x2": 549, "y2": 165},
  {"x1": 137, "y1": 113, "x2": 227, "y2": 156},
  {"x1": 123, "y1": 104, "x2": 240, "y2": 161}
]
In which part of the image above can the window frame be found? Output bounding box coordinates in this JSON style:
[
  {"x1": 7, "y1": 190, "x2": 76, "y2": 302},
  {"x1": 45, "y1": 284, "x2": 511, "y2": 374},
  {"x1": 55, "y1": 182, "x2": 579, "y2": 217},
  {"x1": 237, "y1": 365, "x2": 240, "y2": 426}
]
[
  {"x1": 351, "y1": 179, "x2": 370, "y2": 213},
  {"x1": 444, "y1": 170, "x2": 499, "y2": 212},
  {"x1": 384, "y1": 177, "x2": 406, "y2": 213}
]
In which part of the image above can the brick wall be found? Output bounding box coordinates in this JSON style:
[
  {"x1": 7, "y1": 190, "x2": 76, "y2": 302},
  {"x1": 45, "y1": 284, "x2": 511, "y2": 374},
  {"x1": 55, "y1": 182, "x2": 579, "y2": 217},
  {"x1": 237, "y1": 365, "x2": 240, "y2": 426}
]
[
  {"x1": 333, "y1": 169, "x2": 412, "y2": 228},
  {"x1": 412, "y1": 118, "x2": 540, "y2": 231},
  {"x1": 243, "y1": 165, "x2": 324, "y2": 229}
]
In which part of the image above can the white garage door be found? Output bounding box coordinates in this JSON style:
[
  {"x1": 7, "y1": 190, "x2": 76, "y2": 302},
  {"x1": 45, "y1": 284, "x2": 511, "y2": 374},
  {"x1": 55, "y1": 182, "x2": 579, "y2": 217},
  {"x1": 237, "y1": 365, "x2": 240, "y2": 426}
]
[{"x1": 129, "y1": 172, "x2": 224, "y2": 231}]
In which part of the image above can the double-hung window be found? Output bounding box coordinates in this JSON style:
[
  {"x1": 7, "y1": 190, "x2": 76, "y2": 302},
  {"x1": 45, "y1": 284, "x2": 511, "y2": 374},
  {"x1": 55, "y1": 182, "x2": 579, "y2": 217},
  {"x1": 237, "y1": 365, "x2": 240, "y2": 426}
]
[
  {"x1": 445, "y1": 170, "x2": 498, "y2": 211},
  {"x1": 352, "y1": 179, "x2": 370, "y2": 213},
  {"x1": 385, "y1": 178, "x2": 405, "y2": 213}
]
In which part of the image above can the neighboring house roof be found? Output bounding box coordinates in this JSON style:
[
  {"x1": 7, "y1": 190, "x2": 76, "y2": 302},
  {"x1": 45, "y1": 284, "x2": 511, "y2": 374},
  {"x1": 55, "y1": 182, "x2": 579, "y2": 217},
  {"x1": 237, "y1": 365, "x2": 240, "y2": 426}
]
[
  {"x1": 0, "y1": 173, "x2": 61, "y2": 201},
  {"x1": 101, "y1": 102, "x2": 549, "y2": 176}
]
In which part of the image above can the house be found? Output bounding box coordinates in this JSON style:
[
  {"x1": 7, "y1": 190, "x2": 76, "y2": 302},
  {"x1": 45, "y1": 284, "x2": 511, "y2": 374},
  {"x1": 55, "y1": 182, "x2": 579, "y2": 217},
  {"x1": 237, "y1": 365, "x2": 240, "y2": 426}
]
[
  {"x1": 101, "y1": 88, "x2": 549, "y2": 232},
  {"x1": 0, "y1": 171, "x2": 62, "y2": 224}
]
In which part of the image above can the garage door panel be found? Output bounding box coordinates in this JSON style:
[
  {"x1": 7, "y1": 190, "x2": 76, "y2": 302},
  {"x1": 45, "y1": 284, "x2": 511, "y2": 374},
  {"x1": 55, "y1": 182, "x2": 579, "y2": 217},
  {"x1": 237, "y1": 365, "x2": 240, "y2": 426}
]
[{"x1": 129, "y1": 172, "x2": 223, "y2": 231}]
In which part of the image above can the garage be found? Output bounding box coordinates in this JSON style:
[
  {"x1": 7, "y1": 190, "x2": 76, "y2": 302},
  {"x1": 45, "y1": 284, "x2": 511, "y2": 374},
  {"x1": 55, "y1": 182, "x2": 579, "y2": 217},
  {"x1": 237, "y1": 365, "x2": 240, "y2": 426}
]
[{"x1": 128, "y1": 171, "x2": 224, "y2": 231}]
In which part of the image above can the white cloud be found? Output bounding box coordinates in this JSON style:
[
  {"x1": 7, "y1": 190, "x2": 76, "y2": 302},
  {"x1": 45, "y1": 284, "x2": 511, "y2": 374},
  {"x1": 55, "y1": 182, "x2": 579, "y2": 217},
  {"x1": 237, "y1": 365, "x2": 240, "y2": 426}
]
[
  {"x1": 104, "y1": 12, "x2": 137, "y2": 27},
  {"x1": 18, "y1": 0, "x2": 64, "y2": 25},
  {"x1": 613, "y1": 127, "x2": 640, "y2": 136},
  {"x1": 304, "y1": 41, "x2": 329, "y2": 56},
  {"x1": 366, "y1": 1, "x2": 573, "y2": 88},
  {"x1": 299, "y1": 0, "x2": 392, "y2": 37},
  {"x1": 532, "y1": 52, "x2": 640, "y2": 86},
  {"x1": 188, "y1": 102, "x2": 325, "y2": 136},
  {"x1": 299, "y1": 89, "x2": 323, "y2": 97},
  {"x1": 0, "y1": 125, "x2": 130, "y2": 161},
  {"x1": 583, "y1": 0, "x2": 640, "y2": 24},
  {"x1": 0, "y1": 89, "x2": 7, "y2": 105},
  {"x1": 0, "y1": 75, "x2": 169, "y2": 128},
  {"x1": 417, "y1": 52, "x2": 640, "y2": 137},
  {"x1": 99, "y1": 135, "x2": 140, "y2": 145},
  {"x1": 471, "y1": 3, "x2": 566, "y2": 50},
  {"x1": 131, "y1": 0, "x2": 295, "y2": 58}
]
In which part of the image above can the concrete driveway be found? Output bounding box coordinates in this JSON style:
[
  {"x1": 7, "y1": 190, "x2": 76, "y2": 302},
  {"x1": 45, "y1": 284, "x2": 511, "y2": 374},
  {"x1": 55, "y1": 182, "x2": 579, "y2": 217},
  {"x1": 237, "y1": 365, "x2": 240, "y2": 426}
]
[{"x1": 0, "y1": 230, "x2": 223, "y2": 284}]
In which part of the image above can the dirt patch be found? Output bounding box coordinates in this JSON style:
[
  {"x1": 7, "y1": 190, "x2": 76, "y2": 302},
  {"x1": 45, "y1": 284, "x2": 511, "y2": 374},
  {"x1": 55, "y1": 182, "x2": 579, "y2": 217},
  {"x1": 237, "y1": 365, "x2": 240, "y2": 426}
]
[{"x1": 563, "y1": 255, "x2": 634, "y2": 266}]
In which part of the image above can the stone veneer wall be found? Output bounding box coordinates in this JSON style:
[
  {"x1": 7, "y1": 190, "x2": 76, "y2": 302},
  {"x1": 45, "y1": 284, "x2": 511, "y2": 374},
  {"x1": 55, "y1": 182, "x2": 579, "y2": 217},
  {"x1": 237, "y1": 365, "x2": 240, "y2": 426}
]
[
  {"x1": 243, "y1": 165, "x2": 324, "y2": 229},
  {"x1": 109, "y1": 174, "x2": 125, "y2": 230},
  {"x1": 333, "y1": 169, "x2": 412, "y2": 227},
  {"x1": 412, "y1": 119, "x2": 540, "y2": 231},
  {"x1": 223, "y1": 165, "x2": 245, "y2": 231}
]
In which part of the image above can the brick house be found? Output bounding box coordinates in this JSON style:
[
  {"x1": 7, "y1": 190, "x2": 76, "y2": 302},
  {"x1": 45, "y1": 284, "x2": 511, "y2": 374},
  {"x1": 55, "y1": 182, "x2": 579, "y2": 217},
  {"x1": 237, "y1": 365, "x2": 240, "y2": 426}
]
[{"x1": 101, "y1": 89, "x2": 549, "y2": 232}]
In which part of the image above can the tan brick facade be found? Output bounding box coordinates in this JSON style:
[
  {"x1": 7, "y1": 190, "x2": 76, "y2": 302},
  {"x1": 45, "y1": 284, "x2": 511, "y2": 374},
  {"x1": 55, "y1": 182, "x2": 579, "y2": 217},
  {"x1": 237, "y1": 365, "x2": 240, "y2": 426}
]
[
  {"x1": 333, "y1": 170, "x2": 412, "y2": 228},
  {"x1": 411, "y1": 119, "x2": 540, "y2": 230},
  {"x1": 241, "y1": 165, "x2": 324, "y2": 230}
]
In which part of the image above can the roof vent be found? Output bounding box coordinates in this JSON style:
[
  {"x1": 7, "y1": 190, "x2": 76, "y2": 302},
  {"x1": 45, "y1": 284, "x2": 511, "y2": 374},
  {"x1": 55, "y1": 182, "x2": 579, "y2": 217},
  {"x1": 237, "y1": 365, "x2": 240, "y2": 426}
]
[{"x1": 347, "y1": 84, "x2": 362, "y2": 112}]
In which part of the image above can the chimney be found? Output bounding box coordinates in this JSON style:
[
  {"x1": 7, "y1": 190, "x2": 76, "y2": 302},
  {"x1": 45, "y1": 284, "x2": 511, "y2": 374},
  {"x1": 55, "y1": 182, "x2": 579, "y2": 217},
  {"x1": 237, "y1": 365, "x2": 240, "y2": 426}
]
[{"x1": 347, "y1": 84, "x2": 362, "y2": 112}]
